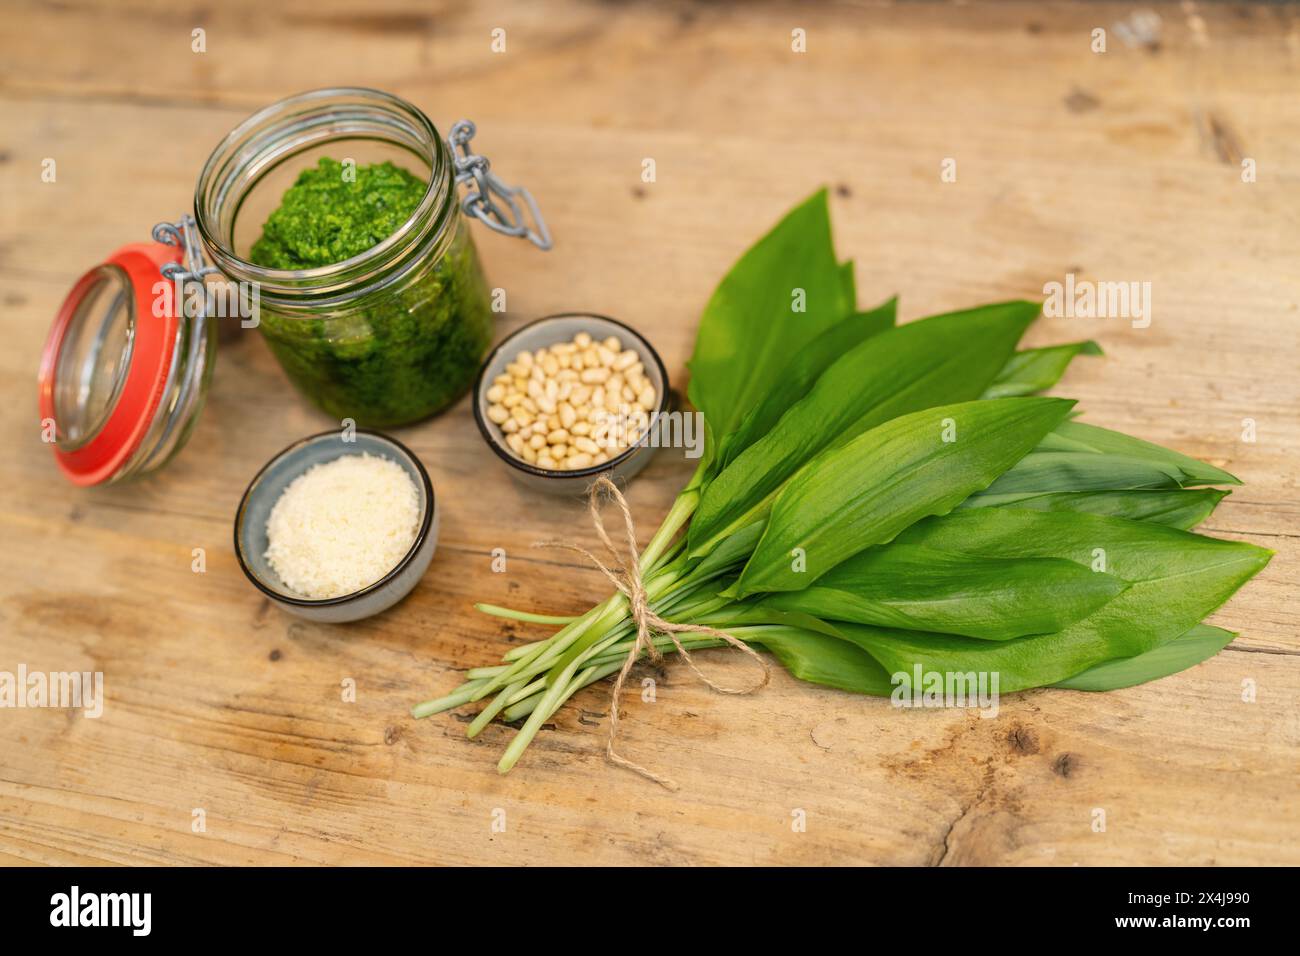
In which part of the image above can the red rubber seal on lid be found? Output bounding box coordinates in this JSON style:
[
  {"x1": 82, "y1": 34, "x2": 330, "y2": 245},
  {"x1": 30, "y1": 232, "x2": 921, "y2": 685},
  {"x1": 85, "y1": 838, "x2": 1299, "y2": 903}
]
[{"x1": 37, "y1": 242, "x2": 183, "y2": 486}]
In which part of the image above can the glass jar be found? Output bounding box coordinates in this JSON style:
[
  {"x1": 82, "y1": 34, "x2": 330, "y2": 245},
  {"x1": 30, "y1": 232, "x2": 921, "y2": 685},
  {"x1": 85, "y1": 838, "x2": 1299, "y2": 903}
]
[
  {"x1": 39, "y1": 88, "x2": 548, "y2": 485},
  {"x1": 195, "y1": 88, "x2": 546, "y2": 428}
]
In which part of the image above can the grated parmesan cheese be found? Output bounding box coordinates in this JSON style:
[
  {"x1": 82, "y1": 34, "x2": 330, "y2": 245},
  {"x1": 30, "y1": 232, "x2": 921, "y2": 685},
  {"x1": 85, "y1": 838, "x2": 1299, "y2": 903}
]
[{"x1": 264, "y1": 453, "x2": 421, "y2": 599}]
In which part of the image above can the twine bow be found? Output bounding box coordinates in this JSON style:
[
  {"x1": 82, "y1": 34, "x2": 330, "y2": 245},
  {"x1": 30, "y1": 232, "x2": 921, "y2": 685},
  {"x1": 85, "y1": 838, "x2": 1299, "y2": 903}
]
[{"x1": 537, "y1": 475, "x2": 769, "y2": 790}]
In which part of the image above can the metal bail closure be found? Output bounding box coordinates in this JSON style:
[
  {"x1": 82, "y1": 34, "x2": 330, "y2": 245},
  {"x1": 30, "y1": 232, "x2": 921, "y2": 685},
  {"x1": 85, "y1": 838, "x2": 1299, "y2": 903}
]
[
  {"x1": 448, "y1": 120, "x2": 553, "y2": 251},
  {"x1": 37, "y1": 215, "x2": 215, "y2": 486}
]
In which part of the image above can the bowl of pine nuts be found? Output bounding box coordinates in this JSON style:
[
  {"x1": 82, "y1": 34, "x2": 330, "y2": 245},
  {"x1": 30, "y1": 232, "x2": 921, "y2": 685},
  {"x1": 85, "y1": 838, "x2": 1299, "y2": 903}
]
[{"x1": 473, "y1": 313, "x2": 670, "y2": 494}]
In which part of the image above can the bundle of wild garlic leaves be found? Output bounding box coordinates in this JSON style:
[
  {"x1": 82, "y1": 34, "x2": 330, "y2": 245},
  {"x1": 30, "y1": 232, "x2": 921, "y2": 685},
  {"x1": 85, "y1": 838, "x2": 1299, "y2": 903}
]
[{"x1": 413, "y1": 190, "x2": 1270, "y2": 776}]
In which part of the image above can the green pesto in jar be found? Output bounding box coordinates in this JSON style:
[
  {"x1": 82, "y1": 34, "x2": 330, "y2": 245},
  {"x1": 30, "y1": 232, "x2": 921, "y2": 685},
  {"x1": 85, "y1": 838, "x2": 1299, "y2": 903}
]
[{"x1": 248, "y1": 157, "x2": 492, "y2": 427}]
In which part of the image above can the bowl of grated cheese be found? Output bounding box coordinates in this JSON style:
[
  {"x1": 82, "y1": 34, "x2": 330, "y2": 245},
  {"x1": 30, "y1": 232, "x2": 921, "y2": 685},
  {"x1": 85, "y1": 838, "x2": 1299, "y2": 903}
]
[{"x1": 234, "y1": 430, "x2": 437, "y2": 622}]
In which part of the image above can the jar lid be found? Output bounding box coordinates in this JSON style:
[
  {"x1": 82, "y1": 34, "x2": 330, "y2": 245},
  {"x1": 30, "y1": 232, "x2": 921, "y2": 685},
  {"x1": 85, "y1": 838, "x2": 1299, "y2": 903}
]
[{"x1": 38, "y1": 241, "x2": 184, "y2": 486}]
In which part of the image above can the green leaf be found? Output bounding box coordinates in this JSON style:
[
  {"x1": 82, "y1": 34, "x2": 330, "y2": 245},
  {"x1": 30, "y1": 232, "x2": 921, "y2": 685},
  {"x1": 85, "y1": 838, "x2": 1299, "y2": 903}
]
[
  {"x1": 981, "y1": 340, "x2": 1102, "y2": 399},
  {"x1": 690, "y1": 301, "x2": 1043, "y2": 556},
  {"x1": 960, "y1": 488, "x2": 1229, "y2": 529},
  {"x1": 690, "y1": 520, "x2": 766, "y2": 580},
  {"x1": 686, "y1": 190, "x2": 850, "y2": 443},
  {"x1": 1052, "y1": 623, "x2": 1236, "y2": 691},
  {"x1": 714, "y1": 296, "x2": 898, "y2": 471},
  {"x1": 732, "y1": 397, "x2": 1076, "y2": 596},
  {"x1": 1038, "y1": 422, "x2": 1241, "y2": 481},
  {"x1": 851, "y1": 303, "x2": 898, "y2": 337},
  {"x1": 978, "y1": 420, "x2": 1240, "y2": 496},
  {"x1": 838, "y1": 260, "x2": 857, "y2": 309},
  {"x1": 828, "y1": 509, "x2": 1271, "y2": 691},
  {"x1": 742, "y1": 626, "x2": 896, "y2": 696},
  {"x1": 753, "y1": 542, "x2": 1128, "y2": 640},
  {"x1": 710, "y1": 603, "x2": 850, "y2": 641}
]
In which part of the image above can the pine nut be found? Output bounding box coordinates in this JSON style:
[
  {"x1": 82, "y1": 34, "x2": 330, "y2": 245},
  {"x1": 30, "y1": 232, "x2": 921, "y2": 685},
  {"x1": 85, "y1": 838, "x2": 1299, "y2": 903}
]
[{"x1": 485, "y1": 330, "x2": 654, "y2": 470}]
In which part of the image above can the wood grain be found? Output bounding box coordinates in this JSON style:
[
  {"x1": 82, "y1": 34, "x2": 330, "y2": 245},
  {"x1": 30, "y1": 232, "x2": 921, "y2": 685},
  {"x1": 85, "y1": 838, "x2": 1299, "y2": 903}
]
[{"x1": 0, "y1": 0, "x2": 1296, "y2": 866}]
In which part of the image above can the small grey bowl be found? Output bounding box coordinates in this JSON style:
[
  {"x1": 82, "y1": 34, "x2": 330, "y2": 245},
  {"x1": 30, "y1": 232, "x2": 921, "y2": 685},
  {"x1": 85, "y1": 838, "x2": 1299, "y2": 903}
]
[
  {"x1": 233, "y1": 430, "x2": 438, "y2": 623},
  {"x1": 474, "y1": 313, "x2": 670, "y2": 495}
]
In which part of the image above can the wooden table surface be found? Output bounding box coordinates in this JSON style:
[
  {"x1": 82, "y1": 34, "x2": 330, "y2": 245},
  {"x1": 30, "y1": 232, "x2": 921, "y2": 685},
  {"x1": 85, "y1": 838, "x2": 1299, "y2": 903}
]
[{"x1": 1, "y1": 0, "x2": 1297, "y2": 866}]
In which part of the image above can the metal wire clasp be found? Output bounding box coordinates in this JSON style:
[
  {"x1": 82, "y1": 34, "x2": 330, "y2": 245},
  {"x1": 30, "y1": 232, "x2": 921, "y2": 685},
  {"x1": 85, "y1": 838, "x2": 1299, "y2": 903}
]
[
  {"x1": 448, "y1": 120, "x2": 552, "y2": 251},
  {"x1": 152, "y1": 214, "x2": 219, "y2": 317}
]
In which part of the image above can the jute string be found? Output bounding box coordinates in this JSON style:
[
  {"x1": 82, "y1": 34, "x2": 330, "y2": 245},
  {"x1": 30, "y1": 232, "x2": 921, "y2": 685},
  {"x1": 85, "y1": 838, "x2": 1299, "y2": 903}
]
[{"x1": 536, "y1": 476, "x2": 769, "y2": 790}]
